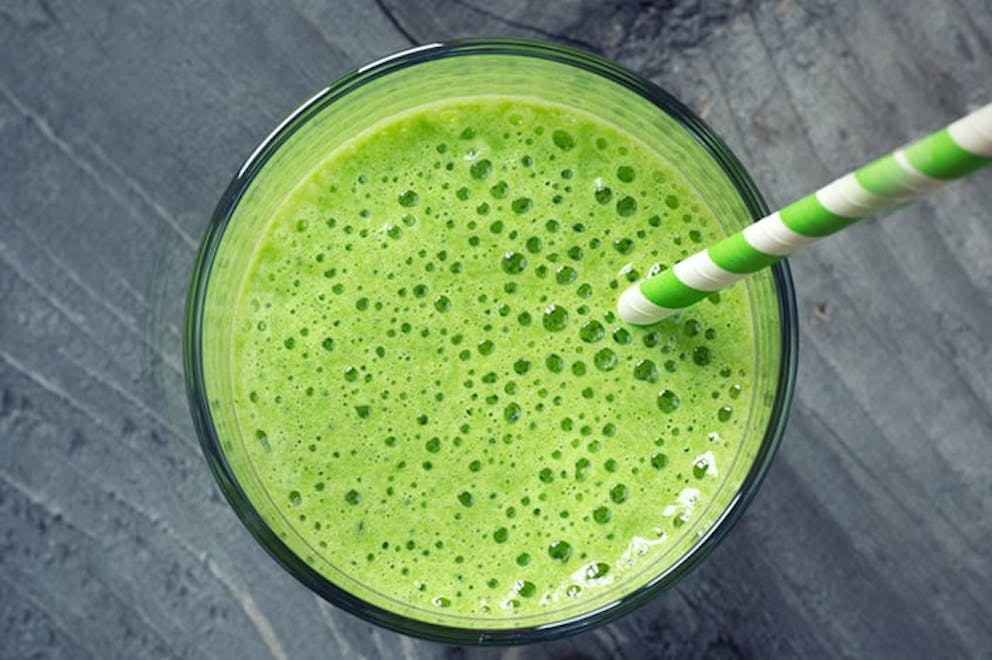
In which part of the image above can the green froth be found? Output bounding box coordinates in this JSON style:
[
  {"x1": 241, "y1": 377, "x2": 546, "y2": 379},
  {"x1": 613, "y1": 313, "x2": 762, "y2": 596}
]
[{"x1": 227, "y1": 97, "x2": 756, "y2": 626}]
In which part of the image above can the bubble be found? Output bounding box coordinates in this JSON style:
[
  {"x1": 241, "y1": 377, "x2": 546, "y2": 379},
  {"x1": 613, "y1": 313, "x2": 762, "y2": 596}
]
[
  {"x1": 321, "y1": 337, "x2": 335, "y2": 352},
  {"x1": 594, "y1": 349, "x2": 618, "y2": 371},
  {"x1": 548, "y1": 540, "x2": 573, "y2": 561},
  {"x1": 683, "y1": 319, "x2": 702, "y2": 336},
  {"x1": 509, "y1": 580, "x2": 534, "y2": 599},
  {"x1": 432, "y1": 596, "x2": 452, "y2": 608},
  {"x1": 613, "y1": 237, "x2": 635, "y2": 254},
  {"x1": 490, "y1": 220, "x2": 504, "y2": 234},
  {"x1": 456, "y1": 186, "x2": 471, "y2": 200},
  {"x1": 616, "y1": 165, "x2": 636, "y2": 182},
  {"x1": 651, "y1": 452, "x2": 668, "y2": 469},
  {"x1": 516, "y1": 553, "x2": 531, "y2": 567},
  {"x1": 542, "y1": 304, "x2": 569, "y2": 331},
  {"x1": 511, "y1": 197, "x2": 533, "y2": 214},
  {"x1": 664, "y1": 194, "x2": 681, "y2": 209},
  {"x1": 539, "y1": 467, "x2": 554, "y2": 483},
  {"x1": 518, "y1": 311, "x2": 533, "y2": 327},
  {"x1": 344, "y1": 366, "x2": 359, "y2": 382},
  {"x1": 502, "y1": 251, "x2": 528, "y2": 274},
  {"x1": 664, "y1": 360, "x2": 678, "y2": 373},
  {"x1": 469, "y1": 460, "x2": 482, "y2": 472},
  {"x1": 552, "y1": 129, "x2": 575, "y2": 150},
  {"x1": 614, "y1": 196, "x2": 637, "y2": 217},
  {"x1": 593, "y1": 506, "x2": 611, "y2": 524},
  {"x1": 355, "y1": 405, "x2": 371, "y2": 419},
  {"x1": 567, "y1": 246, "x2": 584, "y2": 261},
  {"x1": 545, "y1": 219, "x2": 560, "y2": 233},
  {"x1": 525, "y1": 236, "x2": 543, "y2": 253},
  {"x1": 458, "y1": 491, "x2": 474, "y2": 507},
  {"x1": 513, "y1": 359, "x2": 531, "y2": 375},
  {"x1": 284, "y1": 337, "x2": 296, "y2": 350},
  {"x1": 504, "y1": 403, "x2": 522, "y2": 423},
  {"x1": 433, "y1": 295, "x2": 452, "y2": 312},
  {"x1": 609, "y1": 483, "x2": 629, "y2": 504},
  {"x1": 594, "y1": 186, "x2": 613, "y2": 204},
  {"x1": 718, "y1": 406, "x2": 733, "y2": 422},
  {"x1": 689, "y1": 230, "x2": 702, "y2": 243},
  {"x1": 693, "y1": 457, "x2": 709, "y2": 479},
  {"x1": 612, "y1": 328, "x2": 632, "y2": 345},
  {"x1": 555, "y1": 266, "x2": 577, "y2": 285},
  {"x1": 398, "y1": 190, "x2": 419, "y2": 207},
  {"x1": 575, "y1": 458, "x2": 591, "y2": 479},
  {"x1": 692, "y1": 346, "x2": 712, "y2": 366},
  {"x1": 289, "y1": 490, "x2": 302, "y2": 506},
  {"x1": 633, "y1": 359, "x2": 658, "y2": 382},
  {"x1": 586, "y1": 562, "x2": 610, "y2": 580},
  {"x1": 657, "y1": 390, "x2": 681, "y2": 413},
  {"x1": 490, "y1": 181, "x2": 509, "y2": 199},
  {"x1": 493, "y1": 527, "x2": 509, "y2": 543},
  {"x1": 470, "y1": 159, "x2": 493, "y2": 180},
  {"x1": 577, "y1": 283, "x2": 593, "y2": 299},
  {"x1": 729, "y1": 384, "x2": 742, "y2": 399},
  {"x1": 460, "y1": 127, "x2": 477, "y2": 139},
  {"x1": 579, "y1": 320, "x2": 605, "y2": 343},
  {"x1": 295, "y1": 218, "x2": 309, "y2": 232},
  {"x1": 603, "y1": 458, "x2": 617, "y2": 472},
  {"x1": 571, "y1": 361, "x2": 587, "y2": 376},
  {"x1": 425, "y1": 437, "x2": 441, "y2": 453},
  {"x1": 478, "y1": 339, "x2": 495, "y2": 355},
  {"x1": 412, "y1": 284, "x2": 429, "y2": 298},
  {"x1": 476, "y1": 202, "x2": 490, "y2": 215},
  {"x1": 344, "y1": 489, "x2": 361, "y2": 505},
  {"x1": 545, "y1": 353, "x2": 565, "y2": 373}
]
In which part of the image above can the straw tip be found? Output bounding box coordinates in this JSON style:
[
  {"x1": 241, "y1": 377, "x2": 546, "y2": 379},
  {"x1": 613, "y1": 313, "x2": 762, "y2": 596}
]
[{"x1": 617, "y1": 284, "x2": 674, "y2": 325}]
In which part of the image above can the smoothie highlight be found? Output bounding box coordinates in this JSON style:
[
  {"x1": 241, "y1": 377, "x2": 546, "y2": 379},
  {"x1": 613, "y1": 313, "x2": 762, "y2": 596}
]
[{"x1": 226, "y1": 96, "x2": 757, "y2": 625}]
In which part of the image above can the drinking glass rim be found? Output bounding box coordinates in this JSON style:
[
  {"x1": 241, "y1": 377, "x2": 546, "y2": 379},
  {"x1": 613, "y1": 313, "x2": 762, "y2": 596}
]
[{"x1": 184, "y1": 37, "x2": 798, "y2": 645}]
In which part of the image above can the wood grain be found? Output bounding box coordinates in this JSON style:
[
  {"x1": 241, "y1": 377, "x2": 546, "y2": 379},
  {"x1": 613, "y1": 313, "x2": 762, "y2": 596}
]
[{"x1": 2, "y1": 1, "x2": 990, "y2": 658}]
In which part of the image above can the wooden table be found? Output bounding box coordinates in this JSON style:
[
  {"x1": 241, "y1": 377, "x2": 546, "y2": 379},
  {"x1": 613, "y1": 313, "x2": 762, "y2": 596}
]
[{"x1": 2, "y1": 2, "x2": 990, "y2": 658}]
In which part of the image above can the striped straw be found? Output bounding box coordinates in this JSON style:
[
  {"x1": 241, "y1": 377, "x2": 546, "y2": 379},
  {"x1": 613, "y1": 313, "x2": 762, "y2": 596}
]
[{"x1": 618, "y1": 103, "x2": 992, "y2": 325}]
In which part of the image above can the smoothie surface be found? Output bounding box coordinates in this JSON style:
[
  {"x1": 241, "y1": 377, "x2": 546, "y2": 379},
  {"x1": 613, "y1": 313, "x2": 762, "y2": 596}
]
[{"x1": 228, "y1": 96, "x2": 756, "y2": 625}]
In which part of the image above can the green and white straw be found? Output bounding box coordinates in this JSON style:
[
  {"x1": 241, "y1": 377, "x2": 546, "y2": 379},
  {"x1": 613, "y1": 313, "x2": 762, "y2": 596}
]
[{"x1": 618, "y1": 103, "x2": 992, "y2": 325}]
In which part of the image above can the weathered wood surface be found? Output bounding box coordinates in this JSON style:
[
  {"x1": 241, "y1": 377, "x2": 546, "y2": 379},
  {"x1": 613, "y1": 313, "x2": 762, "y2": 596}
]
[{"x1": 2, "y1": 1, "x2": 991, "y2": 658}]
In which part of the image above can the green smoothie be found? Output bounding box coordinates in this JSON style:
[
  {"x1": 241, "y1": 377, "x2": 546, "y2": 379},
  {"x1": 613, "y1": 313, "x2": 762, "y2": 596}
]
[{"x1": 226, "y1": 96, "x2": 756, "y2": 626}]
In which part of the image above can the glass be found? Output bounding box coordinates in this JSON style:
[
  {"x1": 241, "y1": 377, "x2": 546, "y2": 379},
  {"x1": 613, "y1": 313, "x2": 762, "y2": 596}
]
[{"x1": 185, "y1": 38, "x2": 797, "y2": 645}]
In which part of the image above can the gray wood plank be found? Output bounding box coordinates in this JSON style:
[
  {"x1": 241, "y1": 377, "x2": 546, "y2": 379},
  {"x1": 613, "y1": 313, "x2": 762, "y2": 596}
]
[{"x1": 2, "y1": 1, "x2": 990, "y2": 658}]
